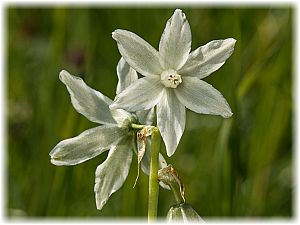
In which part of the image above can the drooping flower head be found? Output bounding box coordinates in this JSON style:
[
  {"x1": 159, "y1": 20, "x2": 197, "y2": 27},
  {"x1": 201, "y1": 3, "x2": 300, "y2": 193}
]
[
  {"x1": 111, "y1": 9, "x2": 236, "y2": 156},
  {"x1": 49, "y1": 58, "x2": 167, "y2": 210}
]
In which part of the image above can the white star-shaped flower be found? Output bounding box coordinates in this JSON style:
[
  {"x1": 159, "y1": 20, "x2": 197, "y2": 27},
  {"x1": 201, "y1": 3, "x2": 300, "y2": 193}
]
[
  {"x1": 49, "y1": 58, "x2": 167, "y2": 210},
  {"x1": 111, "y1": 9, "x2": 236, "y2": 156}
]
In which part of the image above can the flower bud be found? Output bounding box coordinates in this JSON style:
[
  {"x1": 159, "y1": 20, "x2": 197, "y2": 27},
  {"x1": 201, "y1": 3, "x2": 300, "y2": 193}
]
[{"x1": 167, "y1": 203, "x2": 204, "y2": 223}]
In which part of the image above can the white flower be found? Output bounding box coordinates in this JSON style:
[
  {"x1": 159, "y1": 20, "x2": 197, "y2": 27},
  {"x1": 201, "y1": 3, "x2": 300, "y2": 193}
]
[
  {"x1": 111, "y1": 9, "x2": 236, "y2": 157},
  {"x1": 49, "y1": 58, "x2": 167, "y2": 210}
]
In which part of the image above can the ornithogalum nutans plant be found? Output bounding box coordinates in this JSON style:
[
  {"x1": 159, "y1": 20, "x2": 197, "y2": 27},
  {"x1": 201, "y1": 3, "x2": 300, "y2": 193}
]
[{"x1": 50, "y1": 8, "x2": 235, "y2": 222}]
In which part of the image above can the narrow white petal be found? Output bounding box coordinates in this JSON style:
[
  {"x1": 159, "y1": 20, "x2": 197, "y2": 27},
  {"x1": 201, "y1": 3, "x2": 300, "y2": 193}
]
[
  {"x1": 110, "y1": 76, "x2": 164, "y2": 112},
  {"x1": 136, "y1": 108, "x2": 155, "y2": 125},
  {"x1": 110, "y1": 108, "x2": 137, "y2": 128},
  {"x1": 94, "y1": 139, "x2": 132, "y2": 210},
  {"x1": 175, "y1": 76, "x2": 232, "y2": 118},
  {"x1": 116, "y1": 57, "x2": 138, "y2": 95},
  {"x1": 112, "y1": 29, "x2": 163, "y2": 76},
  {"x1": 179, "y1": 38, "x2": 236, "y2": 79},
  {"x1": 159, "y1": 9, "x2": 192, "y2": 70},
  {"x1": 59, "y1": 70, "x2": 116, "y2": 125},
  {"x1": 49, "y1": 125, "x2": 126, "y2": 166},
  {"x1": 157, "y1": 89, "x2": 186, "y2": 157}
]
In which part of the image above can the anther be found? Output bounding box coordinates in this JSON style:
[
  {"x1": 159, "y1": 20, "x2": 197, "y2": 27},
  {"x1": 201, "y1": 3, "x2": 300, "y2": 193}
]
[{"x1": 161, "y1": 70, "x2": 182, "y2": 89}]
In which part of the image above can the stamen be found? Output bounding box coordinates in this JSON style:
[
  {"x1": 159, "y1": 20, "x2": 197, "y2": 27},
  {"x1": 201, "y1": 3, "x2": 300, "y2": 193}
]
[{"x1": 161, "y1": 70, "x2": 182, "y2": 88}]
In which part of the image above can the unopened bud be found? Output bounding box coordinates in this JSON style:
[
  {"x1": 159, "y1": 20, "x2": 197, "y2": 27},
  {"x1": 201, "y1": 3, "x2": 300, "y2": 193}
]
[{"x1": 167, "y1": 203, "x2": 204, "y2": 223}]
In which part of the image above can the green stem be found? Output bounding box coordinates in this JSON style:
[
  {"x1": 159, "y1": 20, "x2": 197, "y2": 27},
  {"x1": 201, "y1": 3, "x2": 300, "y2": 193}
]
[
  {"x1": 148, "y1": 127, "x2": 160, "y2": 221},
  {"x1": 169, "y1": 183, "x2": 184, "y2": 205},
  {"x1": 131, "y1": 124, "x2": 145, "y2": 129}
]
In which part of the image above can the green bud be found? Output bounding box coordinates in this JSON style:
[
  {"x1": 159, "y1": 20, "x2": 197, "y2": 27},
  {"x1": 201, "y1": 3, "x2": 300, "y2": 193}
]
[{"x1": 167, "y1": 203, "x2": 204, "y2": 223}]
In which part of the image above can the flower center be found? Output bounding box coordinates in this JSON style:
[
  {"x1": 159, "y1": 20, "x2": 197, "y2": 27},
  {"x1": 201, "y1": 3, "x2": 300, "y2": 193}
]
[{"x1": 160, "y1": 69, "x2": 182, "y2": 88}]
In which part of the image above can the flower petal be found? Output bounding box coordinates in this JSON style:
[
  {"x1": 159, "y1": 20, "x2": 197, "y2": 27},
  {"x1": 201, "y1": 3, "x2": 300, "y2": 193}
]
[
  {"x1": 159, "y1": 9, "x2": 191, "y2": 70},
  {"x1": 157, "y1": 89, "x2": 186, "y2": 157},
  {"x1": 49, "y1": 125, "x2": 126, "y2": 166},
  {"x1": 94, "y1": 139, "x2": 132, "y2": 210},
  {"x1": 175, "y1": 76, "x2": 232, "y2": 118},
  {"x1": 59, "y1": 70, "x2": 116, "y2": 125},
  {"x1": 112, "y1": 29, "x2": 163, "y2": 76},
  {"x1": 136, "y1": 108, "x2": 155, "y2": 125},
  {"x1": 116, "y1": 57, "x2": 138, "y2": 95},
  {"x1": 110, "y1": 108, "x2": 137, "y2": 128},
  {"x1": 110, "y1": 76, "x2": 164, "y2": 112},
  {"x1": 179, "y1": 38, "x2": 236, "y2": 79}
]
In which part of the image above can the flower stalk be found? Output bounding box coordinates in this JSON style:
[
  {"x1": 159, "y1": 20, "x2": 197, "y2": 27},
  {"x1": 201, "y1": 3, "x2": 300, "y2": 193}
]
[
  {"x1": 148, "y1": 127, "x2": 160, "y2": 221},
  {"x1": 170, "y1": 183, "x2": 184, "y2": 205},
  {"x1": 131, "y1": 123, "x2": 145, "y2": 130}
]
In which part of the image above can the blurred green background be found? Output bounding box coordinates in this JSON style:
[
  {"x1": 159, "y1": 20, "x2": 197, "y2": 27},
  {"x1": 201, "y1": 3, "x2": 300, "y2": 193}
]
[{"x1": 7, "y1": 6, "x2": 293, "y2": 218}]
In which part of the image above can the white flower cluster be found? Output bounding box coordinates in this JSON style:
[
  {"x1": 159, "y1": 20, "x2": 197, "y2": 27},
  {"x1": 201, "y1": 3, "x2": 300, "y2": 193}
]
[{"x1": 50, "y1": 9, "x2": 235, "y2": 211}]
